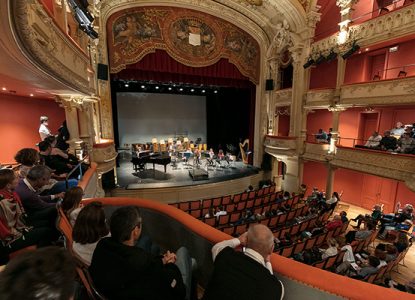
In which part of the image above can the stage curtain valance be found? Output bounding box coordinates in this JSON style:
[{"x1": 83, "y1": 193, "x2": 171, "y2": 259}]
[
  {"x1": 106, "y1": 6, "x2": 260, "y2": 84},
  {"x1": 113, "y1": 50, "x2": 255, "y2": 88}
]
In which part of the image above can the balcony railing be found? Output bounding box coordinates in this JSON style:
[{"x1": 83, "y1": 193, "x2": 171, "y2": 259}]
[{"x1": 264, "y1": 135, "x2": 298, "y2": 156}]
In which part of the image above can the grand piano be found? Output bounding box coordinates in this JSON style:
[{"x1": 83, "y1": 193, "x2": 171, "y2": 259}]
[{"x1": 131, "y1": 150, "x2": 171, "y2": 173}]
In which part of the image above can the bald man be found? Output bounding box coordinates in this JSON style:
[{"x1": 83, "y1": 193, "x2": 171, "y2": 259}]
[{"x1": 203, "y1": 224, "x2": 284, "y2": 300}]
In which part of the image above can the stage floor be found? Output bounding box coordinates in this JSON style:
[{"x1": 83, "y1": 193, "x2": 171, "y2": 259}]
[{"x1": 116, "y1": 157, "x2": 260, "y2": 189}]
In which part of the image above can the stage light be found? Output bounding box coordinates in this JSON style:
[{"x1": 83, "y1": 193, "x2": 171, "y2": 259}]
[
  {"x1": 124, "y1": 83, "x2": 129, "y2": 87},
  {"x1": 303, "y1": 58, "x2": 315, "y2": 69},
  {"x1": 168, "y1": 87, "x2": 172, "y2": 91},
  {"x1": 214, "y1": 90, "x2": 218, "y2": 94},
  {"x1": 30, "y1": 93, "x2": 34, "y2": 97},
  {"x1": 326, "y1": 51, "x2": 337, "y2": 62},
  {"x1": 155, "y1": 86, "x2": 159, "y2": 90},
  {"x1": 315, "y1": 55, "x2": 325, "y2": 65},
  {"x1": 179, "y1": 88, "x2": 183, "y2": 91},
  {"x1": 341, "y1": 43, "x2": 360, "y2": 59},
  {"x1": 201, "y1": 89, "x2": 205, "y2": 93},
  {"x1": 1, "y1": 87, "x2": 6, "y2": 91},
  {"x1": 190, "y1": 89, "x2": 194, "y2": 92},
  {"x1": 141, "y1": 85, "x2": 145, "y2": 89}
]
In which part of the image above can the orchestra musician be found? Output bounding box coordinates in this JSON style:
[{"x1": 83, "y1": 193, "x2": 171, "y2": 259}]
[
  {"x1": 207, "y1": 148, "x2": 215, "y2": 167},
  {"x1": 194, "y1": 148, "x2": 202, "y2": 167}
]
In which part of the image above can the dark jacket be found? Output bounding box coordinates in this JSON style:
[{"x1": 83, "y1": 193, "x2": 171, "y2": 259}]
[
  {"x1": 15, "y1": 180, "x2": 54, "y2": 215},
  {"x1": 203, "y1": 247, "x2": 283, "y2": 300},
  {"x1": 89, "y1": 237, "x2": 185, "y2": 300}
]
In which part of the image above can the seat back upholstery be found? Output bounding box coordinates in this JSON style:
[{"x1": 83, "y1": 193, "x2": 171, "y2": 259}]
[{"x1": 56, "y1": 204, "x2": 73, "y2": 250}]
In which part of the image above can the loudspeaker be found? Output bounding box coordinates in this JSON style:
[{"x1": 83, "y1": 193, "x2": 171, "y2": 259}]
[
  {"x1": 97, "y1": 63, "x2": 108, "y2": 81},
  {"x1": 265, "y1": 79, "x2": 274, "y2": 91}
]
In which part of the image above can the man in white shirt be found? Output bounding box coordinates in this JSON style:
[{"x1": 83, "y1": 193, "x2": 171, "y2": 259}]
[
  {"x1": 364, "y1": 131, "x2": 382, "y2": 148},
  {"x1": 203, "y1": 224, "x2": 284, "y2": 300},
  {"x1": 39, "y1": 116, "x2": 51, "y2": 141}
]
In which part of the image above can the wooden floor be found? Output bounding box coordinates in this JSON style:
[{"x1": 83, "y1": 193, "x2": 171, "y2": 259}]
[{"x1": 335, "y1": 201, "x2": 415, "y2": 286}]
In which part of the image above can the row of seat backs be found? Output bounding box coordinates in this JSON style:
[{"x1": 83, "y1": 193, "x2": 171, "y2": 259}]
[
  {"x1": 171, "y1": 186, "x2": 278, "y2": 211},
  {"x1": 202, "y1": 198, "x2": 306, "y2": 229}
]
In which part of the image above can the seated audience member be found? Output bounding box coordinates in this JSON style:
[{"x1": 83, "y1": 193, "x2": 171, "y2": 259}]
[
  {"x1": 39, "y1": 140, "x2": 73, "y2": 176},
  {"x1": 379, "y1": 130, "x2": 397, "y2": 151},
  {"x1": 203, "y1": 224, "x2": 284, "y2": 300},
  {"x1": 214, "y1": 205, "x2": 227, "y2": 219},
  {"x1": 364, "y1": 131, "x2": 382, "y2": 148},
  {"x1": 396, "y1": 132, "x2": 415, "y2": 154},
  {"x1": 327, "y1": 128, "x2": 333, "y2": 143},
  {"x1": 14, "y1": 148, "x2": 77, "y2": 195},
  {"x1": 379, "y1": 204, "x2": 414, "y2": 236},
  {"x1": 0, "y1": 247, "x2": 75, "y2": 300},
  {"x1": 314, "y1": 129, "x2": 328, "y2": 143},
  {"x1": 385, "y1": 244, "x2": 398, "y2": 262},
  {"x1": 246, "y1": 185, "x2": 254, "y2": 192},
  {"x1": 15, "y1": 165, "x2": 62, "y2": 229},
  {"x1": 345, "y1": 222, "x2": 374, "y2": 244},
  {"x1": 320, "y1": 238, "x2": 338, "y2": 260},
  {"x1": 335, "y1": 236, "x2": 355, "y2": 275},
  {"x1": 0, "y1": 169, "x2": 56, "y2": 264},
  {"x1": 391, "y1": 122, "x2": 405, "y2": 137},
  {"x1": 310, "y1": 220, "x2": 325, "y2": 237},
  {"x1": 394, "y1": 232, "x2": 410, "y2": 253},
  {"x1": 412, "y1": 123, "x2": 415, "y2": 138},
  {"x1": 323, "y1": 191, "x2": 340, "y2": 212},
  {"x1": 325, "y1": 215, "x2": 343, "y2": 231},
  {"x1": 351, "y1": 204, "x2": 383, "y2": 229},
  {"x1": 38, "y1": 115, "x2": 51, "y2": 141},
  {"x1": 44, "y1": 135, "x2": 79, "y2": 165},
  {"x1": 61, "y1": 186, "x2": 83, "y2": 226},
  {"x1": 73, "y1": 201, "x2": 109, "y2": 266},
  {"x1": 352, "y1": 256, "x2": 380, "y2": 279},
  {"x1": 340, "y1": 211, "x2": 348, "y2": 223},
  {"x1": 90, "y1": 206, "x2": 191, "y2": 300}
]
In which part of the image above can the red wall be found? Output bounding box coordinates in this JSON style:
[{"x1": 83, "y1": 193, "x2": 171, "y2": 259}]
[
  {"x1": 309, "y1": 60, "x2": 338, "y2": 89},
  {"x1": 344, "y1": 53, "x2": 370, "y2": 84},
  {"x1": 306, "y1": 109, "x2": 332, "y2": 140},
  {"x1": 385, "y1": 39, "x2": 415, "y2": 78},
  {"x1": 278, "y1": 115, "x2": 290, "y2": 136},
  {"x1": 0, "y1": 95, "x2": 65, "y2": 163},
  {"x1": 338, "y1": 108, "x2": 362, "y2": 147},
  {"x1": 314, "y1": 0, "x2": 340, "y2": 41},
  {"x1": 303, "y1": 161, "x2": 415, "y2": 213},
  {"x1": 40, "y1": 0, "x2": 54, "y2": 15},
  {"x1": 351, "y1": 0, "x2": 376, "y2": 24}
]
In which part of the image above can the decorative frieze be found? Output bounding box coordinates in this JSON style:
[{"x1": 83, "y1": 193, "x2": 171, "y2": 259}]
[
  {"x1": 305, "y1": 88, "x2": 335, "y2": 108},
  {"x1": 274, "y1": 88, "x2": 292, "y2": 106},
  {"x1": 264, "y1": 136, "x2": 298, "y2": 157},
  {"x1": 340, "y1": 76, "x2": 415, "y2": 106},
  {"x1": 302, "y1": 142, "x2": 331, "y2": 162},
  {"x1": 92, "y1": 141, "x2": 117, "y2": 175}
]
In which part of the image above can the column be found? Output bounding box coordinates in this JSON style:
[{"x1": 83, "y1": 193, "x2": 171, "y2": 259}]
[
  {"x1": 325, "y1": 164, "x2": 337, "y2": 199},
  {"x1": 56, "y1": 96, "x2": 82, "y2": 153}
]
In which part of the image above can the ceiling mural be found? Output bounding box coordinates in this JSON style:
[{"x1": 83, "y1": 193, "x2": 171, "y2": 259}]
[{"x1": 107, "y1": 7, "x2": 260, "y2": 84}]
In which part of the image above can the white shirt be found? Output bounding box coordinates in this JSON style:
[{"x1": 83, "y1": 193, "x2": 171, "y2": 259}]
[
  {"x1": 73, "y1": 240, "x2": 100, "y2": 266},
  {"x1": 212, "y1": 238, "x2": 273, "y2": 274},
  {"x1": 341, "y1": 245, "x2": 354, "y2": 263},
  {"x1": 365, "y1": 135, "x2": 382, "y2": 148},
  {"x1": 320, "y1": 246, "x2": 338, "y2": 260},
  {"x1": 39, "y1": 123, "x2": 51, "y2": 140},
  {"x1": 214, "y1": 210, "x2": 227, "y2": 219},
  {"x1": 326, "y1": 196, "x2": 338, "y2": 205}
]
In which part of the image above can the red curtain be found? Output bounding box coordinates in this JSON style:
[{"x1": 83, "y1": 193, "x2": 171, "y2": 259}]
[{"x1": 113, "y1": 50, "x2": 254, "y2": 88}]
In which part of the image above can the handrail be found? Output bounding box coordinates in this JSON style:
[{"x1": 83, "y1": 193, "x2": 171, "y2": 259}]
[
  {"x1": 77, "y1": 162, "x2": 97, "y2": 191},
  {"x1": 82, "y1": 197, "x2": 415, "y2": 300},
  {"x1": 65, "y1": 156, "x2": 89, "y2": 188},
  {"x1": 265, "y1": 135, "x2": 297, "y2": 140}
]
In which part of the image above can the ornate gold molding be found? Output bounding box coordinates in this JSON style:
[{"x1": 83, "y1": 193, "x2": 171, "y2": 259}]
[
  {"x1": 340, "y1": 77, "x2": 415, "y2": 106},
  {"x1": 10, "y1": 0, "x2": 95, "y2": 95},
  {"x1": 331, "y1": 147, "x2": 415, "y2": 184},
  {"x1": 312, "y1": 3, "x2": 415, "y2": 54},
  {"x1": 305, "y1": 88, "x2": 335, "y2": 108},
  {"x1": 264, "y1": 136, "x2": 299, "y2": 157},
  {"x1": 302, "y1": 142, "x2": 331, "y2": 162},
  {"x1": 92, "y1": 143, "x2": 117, "y2": 175},
  {"x1": 274, "y1": 88, "x2": 292, "y2": 107}
]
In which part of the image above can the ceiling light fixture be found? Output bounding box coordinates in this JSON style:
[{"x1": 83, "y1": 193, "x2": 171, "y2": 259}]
[{"x1": 1, "y1": 87, "x2": 6, "y2": 91}]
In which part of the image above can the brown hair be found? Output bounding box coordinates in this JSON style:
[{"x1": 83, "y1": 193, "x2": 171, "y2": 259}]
[
  {"x1": 0, "y1": 169, "x2": 15, "y2": 189},
  {"x1": 72, "y1": 202, "x2": 109, "y2": 244},
  {"x1": 61, "y1": 186, "x2": 83, "y2": 216},
  {"x1": 14, "y1": 148, "x2": 39, "y2": 166}
]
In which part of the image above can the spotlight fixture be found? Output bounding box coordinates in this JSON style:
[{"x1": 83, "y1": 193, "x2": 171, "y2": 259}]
[
  {"x1": 315, "y1": 55, "x2": 325, "y2": 65},
  {"x1": 341, "y1": 42, "x2": 360, "y2": 59},
  {"x1": 214, "y1": 90, "x2": 218, "y2": 94},
  {"x1": 179, "y1": 88, "x2": 183, "y2": 91},
  {"x1": 30, "y1": 93, "x2": 34, "y2": 97},
  {"x1": 168, "y1": 87, "x2": 172, "y2": 91},
  {"x1": 155, "y1": 86, "x2": 159, "y2": 90},
  {"x1": 326, "y1": 51, "x2": 337, "y2": 62},
  {"x1": 190, "y1": 89, "x2": 194, "y2": 92},
  {"x1": 201, "y1": 89, "x2": 206, "y2": 93},
  {"x1": 1, "y1": 87, "x2": 6, "y2": 91},
  {"x1": 141, "y1": 85, "x2": 145, "y2": 89},
  {"x1": 124, "y1": 83, "x2": 129, "y2": 87},
  {"x1": 303, "y1": 58, "x2": 315, "y2": 69}
]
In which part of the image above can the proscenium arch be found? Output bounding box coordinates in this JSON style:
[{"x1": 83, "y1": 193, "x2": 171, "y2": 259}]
[{"x1": 98, "y1": 0, "x2": 307, "y2": 166}]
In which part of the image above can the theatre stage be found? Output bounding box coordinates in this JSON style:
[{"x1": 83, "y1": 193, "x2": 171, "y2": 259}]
[{"x1": 113, "y1": 157, "x2": 263, "y2": 202}]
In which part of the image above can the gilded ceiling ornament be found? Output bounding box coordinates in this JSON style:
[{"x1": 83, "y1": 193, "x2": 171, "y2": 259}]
[{"x1": 244, "y1": 0, "x2": 263, "y2": 6}]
